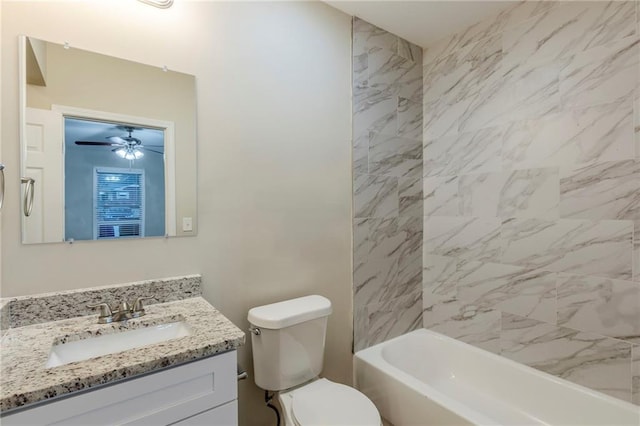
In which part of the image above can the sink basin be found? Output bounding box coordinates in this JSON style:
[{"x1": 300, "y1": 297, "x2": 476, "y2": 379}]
[{"x1": 46, "y1": 322, "x2": 192, "y2": 368}]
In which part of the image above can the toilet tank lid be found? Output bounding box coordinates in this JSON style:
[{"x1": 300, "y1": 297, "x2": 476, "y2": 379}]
[{"x1": 248, "y1": 295, "x2": 332, "y2": 329}]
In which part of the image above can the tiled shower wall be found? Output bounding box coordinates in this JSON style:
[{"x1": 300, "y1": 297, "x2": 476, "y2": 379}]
[
  {"x1": 421, "y1": 1, "x2": 640, "y2": 405},
  {"x1": 352, "y1": 18, "x2": 423, "y2": 351}
]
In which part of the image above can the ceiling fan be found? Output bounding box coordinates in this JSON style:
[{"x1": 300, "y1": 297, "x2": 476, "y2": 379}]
[{"x1": 75, "y1": 125, "x2": 163, "y2": 160}]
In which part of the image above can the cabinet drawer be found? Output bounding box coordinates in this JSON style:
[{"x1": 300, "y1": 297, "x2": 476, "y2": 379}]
[
  {"x1": 172, "y1": 400, "x2": 237, "y2": 426},
  {"x1": 3, "y1": 350, "x2": 237, "y2": 426}
]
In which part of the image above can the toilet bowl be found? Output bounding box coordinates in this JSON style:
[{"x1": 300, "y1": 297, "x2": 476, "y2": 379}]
[{"x1": 278, "y1": 378, "x2": 381, "y2": 426}]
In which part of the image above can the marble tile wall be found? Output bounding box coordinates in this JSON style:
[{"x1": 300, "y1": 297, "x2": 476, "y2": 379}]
[
  {"x1": 421, "y1": 1, "x2": 640, "y2": 405},
  {"x1": 352, "y1": 17, "x2": 423, "y2": 351}
]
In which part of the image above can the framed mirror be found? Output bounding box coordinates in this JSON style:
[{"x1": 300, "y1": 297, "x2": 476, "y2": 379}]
[{"x1": 19, "y1": 36, "x2": 197, "y2": 244}]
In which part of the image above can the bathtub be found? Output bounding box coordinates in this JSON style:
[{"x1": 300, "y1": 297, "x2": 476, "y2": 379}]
[{"x1": 354, "y1": 329, "x2": 640, "y2": 426}]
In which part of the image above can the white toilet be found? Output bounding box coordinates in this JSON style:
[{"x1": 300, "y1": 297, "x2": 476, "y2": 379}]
[{"x1": 248, "y1": 295, "x2": 381, "y2": 426}]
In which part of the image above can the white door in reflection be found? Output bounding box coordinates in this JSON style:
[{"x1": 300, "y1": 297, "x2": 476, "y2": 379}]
[{"x1": 23, "y1": 107, "x2": 64, "y2": 244}]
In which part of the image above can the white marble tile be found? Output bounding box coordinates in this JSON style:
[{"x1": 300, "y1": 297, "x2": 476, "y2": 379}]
[
  {"x1": 501, "y1": 218, "x2": 634, "y2": 279},
  {"x1": 397, "y1": 38, "x2": 422, "y2": 64},
  {"x1": 368, "y1": 217, "x2": 403, "y2": 260},
  {"x1": 459, "y1": 172, "x2": 501, "y2": 218},
  {"x1": 397, "y1": 97, "x2": 422, "y2": 140},
  {"x1": 498, "y1": 167, "x2": 559, "y2": 219},
  {"x1": 422, "y1": 254, "x2": 461, "y2": 288},
  {"x1": 353, "y1": 53, "x2": 368, "y2": 91},
  {"x1": 502, "y1": 99, "x2": 635, "y2": 169},
  {"x1": 633, "y1": 346, "x2": 640, "y2": 405},
  {"x1": 369, "y1": 132, "x2": 422, "y2": 178},
  {"x1": 424, "y1": 216, "x2": 502, "y2": 262},
  {"x1": 560, "y1": 36, "x2": 639, "y2": 109},
  {"x1": 395, "y1": 216, "x2": 423, "y2": 297},
  {"x1": 457, "y1": 261, "x2": 557, "y2": 323},
  {"x1": 353, "y1": 218, "x2": 370, "y2": 266},
  {"x1": 353, "y1": 88, "x2": 397, "y2": 142},
  {"x1": 423, "y1": 282, "x2": 501, "y2": 354},
  {"x1": 353, "y1": 305, "x2": 369, "y2": 352},
  {"x1": 423, "y1": 126, "x2": 502, "y2": 178},
  {"x1": 634, "y1": 220, "x2": 640, "y2": 282},
  {"x1": 369, "y1": 49, "x2": 411, "y2": 88},
  {"x1": 501, "y1": 313, "x2": 633, "y2": 402},
  {"x1": 500, "y1": 1, "x2": 562, "y2": 34},
  {"x1": 368, "y1": 290, "x2": 422, "y2": 346},
  {"x1": 353, "y1": 218, "x2": 401, "y2": 307},
  {"x1": 635, "y1": 87, "x2": 639, "y2": 159},
  {"x1": 459, "y1": 168, "x2": 559, "y2": 219},
  {"x1": 353, "y1": 131, "x2": 368, "y2": 175},
  {"x1": 423, "y1": 34, "x2": 502, "y2": 106},
  {"x1": 399, "y1": 176, "x2": 422, "y2": 217},
  {"x1": 560, "y1": 160, "x2": 640, "y2": 220},
  {"x1": 423, "y1": 98, "x2": 470, "y2": 141},
  {"x1": 423, "y1": 176, "x2": 460, "y2": 217},
  {"x1": 423, "y1": 52, "x2": 472, "y2": 105},
  {"x1": 422, "y1": 1, "x2": 556, "y2": 67},
  {"x1": 505, "y1": 58, "x2": 565, "y2": 123},
  {"x1": 353, "y1": 17, "x2": 397, "y2": 56},
  {"x1": 354, "y1": 217, "x2": 422, "y2": 307},
  {"x1": 455, "y1": 79, "x2": 511, "y2": 133},
  {"x1": 502, "y1": 1, "x2": 637, "y2": 69},
  {"x1": 557, "y1": 273, "x2": 640, "y2": 344},
  {"x1": 354, "y1": 253, "x2": 397, "y2": 308},
  {"x1": 458, "y1": 57, "x2": 564, "y2": 133},
  {"x1": 398, "y1": 176, "x2": 422, "y2": 201},
  {"x1": 370, "y1": 48, "x2": 422, "y2": 101},
  {"x1": 354, "y1": 174, "x2": 398, "y2": 218}
]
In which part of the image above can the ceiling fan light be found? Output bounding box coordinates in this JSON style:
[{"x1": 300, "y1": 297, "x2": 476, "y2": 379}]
[
  {"x1": 124, "y1": 151, "x2": 136, "y2": 160},
  {"x1": 137, "y1": 0, "x2": 173, "y2": 9},
  {"x1": 115, "y1": 148, "x2": 127, "y2": 158},
  {"x1": 133, "y1": 150, "x2": 144, "y2": 159}
]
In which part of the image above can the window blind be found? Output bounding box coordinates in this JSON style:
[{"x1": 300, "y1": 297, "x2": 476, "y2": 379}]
[{"x1": 94, "y1": 169, "x2": 145, "y2": 239}]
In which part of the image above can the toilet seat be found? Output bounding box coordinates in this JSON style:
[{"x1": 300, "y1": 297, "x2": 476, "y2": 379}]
[{"x1": 289, "y1": 378, "x2": 380, "y2": 426}]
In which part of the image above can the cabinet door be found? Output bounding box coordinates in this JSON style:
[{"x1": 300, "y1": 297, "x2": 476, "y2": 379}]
[{"x1": 172, "y1": 401, "x2": 237, "y2": 426}]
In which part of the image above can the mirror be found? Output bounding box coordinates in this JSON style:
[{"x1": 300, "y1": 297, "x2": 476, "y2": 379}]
[{"x1": 19, "y1": 36, "x2": 197, "y2": 244}]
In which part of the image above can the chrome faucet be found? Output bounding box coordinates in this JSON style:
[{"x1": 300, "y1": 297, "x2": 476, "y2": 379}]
[{"x1": 87, "y1": 297, "x2": 153, "y2": 324}]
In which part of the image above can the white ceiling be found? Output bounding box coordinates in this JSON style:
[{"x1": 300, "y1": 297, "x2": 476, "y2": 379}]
[{"x1": 325, "y1": 0, "x2": 515, "y2": 48}]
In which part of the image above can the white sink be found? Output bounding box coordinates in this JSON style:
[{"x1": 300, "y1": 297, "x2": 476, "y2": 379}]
[{"x1": 46, "y1": 322, "x2": 192, "y2": 368}]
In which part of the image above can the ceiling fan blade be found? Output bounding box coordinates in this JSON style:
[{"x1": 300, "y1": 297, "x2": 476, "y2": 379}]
[
  {"x1": 75, "y1": 141, "x2": 121, "y2": 146},
  {"x1": 140, "y1": 147, "x2": 164, "y2": 154},
  {"x1": 107, "y1": 136, "x2": 126, "y2": 143}
]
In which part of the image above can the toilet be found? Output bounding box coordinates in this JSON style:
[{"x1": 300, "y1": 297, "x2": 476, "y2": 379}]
[{"x1": 248, "y1": 295, "x2": 381, "y2": 426}]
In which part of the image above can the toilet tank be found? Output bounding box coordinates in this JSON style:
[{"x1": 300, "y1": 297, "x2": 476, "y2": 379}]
[{"x1": 248, "y1": 295, "x2": 332, "y2": 391}]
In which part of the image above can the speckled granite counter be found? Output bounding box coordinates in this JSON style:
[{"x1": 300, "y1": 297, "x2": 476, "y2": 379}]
[{"x1": 0, "y1": 297, "x2": 245, "y2": 413}]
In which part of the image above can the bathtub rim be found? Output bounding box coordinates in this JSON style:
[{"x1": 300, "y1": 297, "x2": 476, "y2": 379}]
[{"x1": 354, "y1": 328, "x2": 639, "y2": 422}]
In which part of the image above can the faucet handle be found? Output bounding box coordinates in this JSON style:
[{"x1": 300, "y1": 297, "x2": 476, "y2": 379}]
[
  {"x1": 132, "y1": 296, "x2": 153, "y2": 316},
  {"x1": 87, "y1": 302, "x2": 114, "y2": 322}
]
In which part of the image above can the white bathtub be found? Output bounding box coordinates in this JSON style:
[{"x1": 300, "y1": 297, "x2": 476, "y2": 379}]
[{"x1": 354, "y1": 329, "x2": 640, "y2": 426}]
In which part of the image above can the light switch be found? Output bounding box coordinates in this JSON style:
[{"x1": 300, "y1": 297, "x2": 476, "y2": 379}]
[{"x1": 182, "y1": 217, "x2": 193, "y2": 232}]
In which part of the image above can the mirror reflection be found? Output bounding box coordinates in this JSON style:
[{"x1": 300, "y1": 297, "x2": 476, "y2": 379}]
[
  {"x1": 20, "y1": 36, "x2": 197, "y2": 244},
  {"x1": 65, "y1": 118, "x2": 165, "y2": 240}
]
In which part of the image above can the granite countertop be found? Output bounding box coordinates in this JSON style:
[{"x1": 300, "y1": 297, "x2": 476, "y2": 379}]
[{"x1": 0, "y1": 297, "x2": 245, "y2": 413}]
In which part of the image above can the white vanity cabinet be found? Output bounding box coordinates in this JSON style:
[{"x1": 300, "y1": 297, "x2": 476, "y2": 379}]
[{"x1": 2, "y1": 350, "x2": 238, "y2": 426}]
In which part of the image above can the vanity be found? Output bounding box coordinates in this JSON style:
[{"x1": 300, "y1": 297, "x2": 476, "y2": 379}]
[{"x1": 0, "y1": 275, "x2": 245, "y2": 425}]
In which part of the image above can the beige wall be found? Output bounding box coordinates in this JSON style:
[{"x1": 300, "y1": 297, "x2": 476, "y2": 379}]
[{"x1": 1, "y1": 1, "x2": 353, "y2": 424}]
